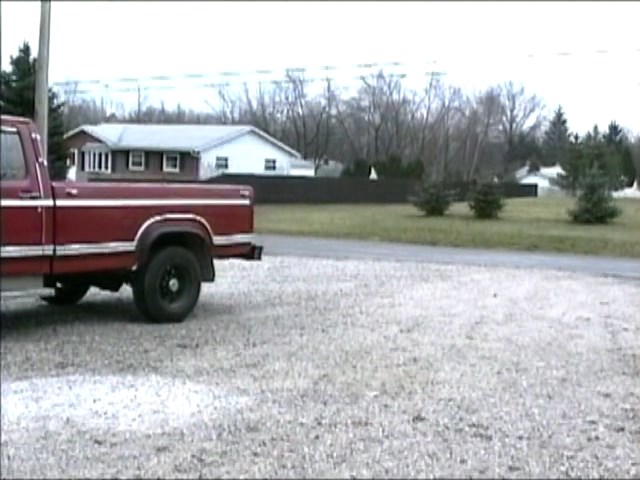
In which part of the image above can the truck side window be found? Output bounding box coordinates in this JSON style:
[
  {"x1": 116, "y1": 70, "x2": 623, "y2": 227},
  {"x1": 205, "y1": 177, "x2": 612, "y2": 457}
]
[{"x1": 0, "y1": 131, "x2": 27, "y2": 180}]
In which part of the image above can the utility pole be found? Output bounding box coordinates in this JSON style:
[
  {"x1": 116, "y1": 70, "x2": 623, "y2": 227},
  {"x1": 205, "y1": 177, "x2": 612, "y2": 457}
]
[{"x1": 34, "y1": 0, "x2": 51, "y2": 162}]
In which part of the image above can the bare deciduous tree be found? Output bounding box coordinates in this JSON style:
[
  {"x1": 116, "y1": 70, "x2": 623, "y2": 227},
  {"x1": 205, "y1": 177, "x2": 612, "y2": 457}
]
[
  {"x1": 499, "y1": 81, "x2": 544, "y2": 171},
  {"x1": 62, "y1": 70, "x2": 588, "y2": 181}
]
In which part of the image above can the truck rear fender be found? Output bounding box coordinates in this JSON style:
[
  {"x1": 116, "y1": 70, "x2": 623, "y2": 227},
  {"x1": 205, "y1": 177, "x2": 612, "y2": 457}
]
[{"x1": 135, "y1": 220, "x2": 215, "y2": 282}]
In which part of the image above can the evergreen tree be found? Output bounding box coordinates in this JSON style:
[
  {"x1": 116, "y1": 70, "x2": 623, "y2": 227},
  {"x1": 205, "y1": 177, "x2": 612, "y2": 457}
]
[
  {"x1": 556, "y1": 129, "x2": 625, "y2": 195},
  {"x1": 604, "y1": 120, "x2": 636, "y2": 187},
  {"x1": 569, "y1": 167, "x2": 621, "y2": 224},
  {"x1": 410, "y1": 180, "x2": 454, "y2": 217},
  {"x1": 604, "y1": 121, "x2": 624, "y2": 146},
  {"x1": 0, "y1": 42, "x2": 67, "y2": 179},
  {"x1": 468, "y1": 181, "x2": 505, "y2": 219},
  {"x1": 542, "y1": 106, "x2": 570, "y2": 166},
  {"x1": 555, "y1": 137, "x2": 587, "y2": 195}
]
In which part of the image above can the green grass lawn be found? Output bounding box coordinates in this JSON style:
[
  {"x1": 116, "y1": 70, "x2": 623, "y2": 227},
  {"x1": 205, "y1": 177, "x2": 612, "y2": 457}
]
[{"x1": 255, "y1": 197, "x2": 640, "y2": 258}]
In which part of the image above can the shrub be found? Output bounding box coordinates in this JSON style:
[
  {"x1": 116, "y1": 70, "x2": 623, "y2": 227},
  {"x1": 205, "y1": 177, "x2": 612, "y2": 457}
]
[
  {"x1": 409, "y1": 181, "x2": 454, "y2": 216},
  {"x1": 341, "y1": 158, "x2": 369, "y2": 177},
  {"x1": 569, "y1": 169, "x2": 622, "y2": 224},
  {"x1": 468, "y1": 181, "x2": 505, "y2": 219}
]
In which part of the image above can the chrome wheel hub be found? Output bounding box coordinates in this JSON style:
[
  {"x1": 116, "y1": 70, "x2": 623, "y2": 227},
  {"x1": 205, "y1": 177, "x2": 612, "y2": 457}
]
[{"x1": 168, "y1": 278, "x2": 180, "y2": 293}]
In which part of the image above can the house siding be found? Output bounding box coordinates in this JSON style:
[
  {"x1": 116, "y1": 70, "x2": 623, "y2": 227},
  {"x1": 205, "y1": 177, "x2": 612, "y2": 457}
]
[
  {"x1": 64, "y1": 132, "x2": 199, "y2": 181},
  {"x1": 199, "y1": 131, "x2": 298, "y2": 179}
]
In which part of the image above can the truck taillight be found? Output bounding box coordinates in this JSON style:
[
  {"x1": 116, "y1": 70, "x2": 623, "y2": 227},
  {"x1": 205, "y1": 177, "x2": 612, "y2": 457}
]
[{"x1": 240, "y1": 188, "x2": 254, "y2": 204}]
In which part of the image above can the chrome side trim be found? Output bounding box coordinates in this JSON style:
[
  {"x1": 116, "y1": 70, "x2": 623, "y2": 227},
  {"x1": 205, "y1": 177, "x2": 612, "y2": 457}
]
[
  {"x1": 54, "y1": 198, "x2": 251, "y2": 208},
  {"x1": 0, "y1": 198, "x2": 251, "y2": 208},
  {"x1": 213, "y1": 233, "x2": 255, "y2": 246},
  {"x1": 1, "y1": 126, "x2": 18, "y2": 133},
  {"x1": 0, "y1": 235, "x2": 256, "y2": 259},
  {"x1": 0, "y1": 199, "x2": 54, "y2": 208},
  {"x1": 0, "y1": 245, "x2": 46, "y2": 258},
  {"x1": 0, "y1": 243, "x2": 133, "y2": 258},
  {"x1": 55, "y1": 242, "x2": 136, "y2": 256},
  {"x1": 33, "y1": 156, "x2": 48, "y2": 247}
]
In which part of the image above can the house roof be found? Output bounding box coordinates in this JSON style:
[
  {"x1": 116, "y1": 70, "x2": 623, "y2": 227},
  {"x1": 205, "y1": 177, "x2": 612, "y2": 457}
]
[
  {"x1": 539, "y1": 164, "x2": 565, "y2": 179},
  {"x1": 515, "y1": 163, "x2": 565, "y2": 180},
  {"x1": 290, "y1": 158, "x2": 315, "y2": 169},
  {"x1": 64, "y1": 123, "x2": 301, "y2": 158}
]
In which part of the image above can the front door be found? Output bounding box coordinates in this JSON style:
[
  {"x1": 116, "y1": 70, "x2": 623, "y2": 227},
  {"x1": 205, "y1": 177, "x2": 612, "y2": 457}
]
[{"x1": 0, "y1": 123, "x2": 48, "y2": 291}]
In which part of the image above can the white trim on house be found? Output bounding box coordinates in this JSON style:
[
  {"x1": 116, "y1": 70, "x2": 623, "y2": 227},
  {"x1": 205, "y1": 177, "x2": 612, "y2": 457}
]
[
  {"x1": 128, "y1": 151, "x2": 146, "y2": 171},
  {"x1": 69, "y1": 148, "x2": 78, "y2": 167},
  {"x1": 197, "y1": 127, "x2": 302, "y2": 159},
  {"x1": 162, "y1": 152, "x2": 181, "y2": 173}
]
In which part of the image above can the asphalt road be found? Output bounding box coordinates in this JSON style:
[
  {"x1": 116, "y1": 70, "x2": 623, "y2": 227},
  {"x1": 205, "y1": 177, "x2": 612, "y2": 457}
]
[{"x1": 257, "y1": 234, "x2": 640, "y2": 281}]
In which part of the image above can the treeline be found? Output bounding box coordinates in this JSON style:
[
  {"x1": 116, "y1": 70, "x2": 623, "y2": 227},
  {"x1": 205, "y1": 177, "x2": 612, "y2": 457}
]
[
  {"x1": 62, "y1": 73, "x2": 640, "y2": 187},
  {"x1": 2, "y1": 41, "x2": 640, "y2": 186}
]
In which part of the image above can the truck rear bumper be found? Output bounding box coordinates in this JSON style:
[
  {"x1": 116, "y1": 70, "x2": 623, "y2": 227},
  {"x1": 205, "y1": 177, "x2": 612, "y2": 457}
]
[{"x1": 245, "y1": 244, "x2": 263, "y2": 261}]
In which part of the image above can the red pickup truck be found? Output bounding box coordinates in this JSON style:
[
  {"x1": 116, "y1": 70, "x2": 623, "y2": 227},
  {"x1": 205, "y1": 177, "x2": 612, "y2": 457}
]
[{"x1": 0, "y1": 114, "x2": 263, "y2": 323}]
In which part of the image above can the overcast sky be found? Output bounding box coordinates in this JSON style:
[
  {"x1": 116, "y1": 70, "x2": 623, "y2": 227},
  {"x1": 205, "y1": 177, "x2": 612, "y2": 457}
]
[{"x1": 2, "y1": 0, "x2": 639, "y2": 134}]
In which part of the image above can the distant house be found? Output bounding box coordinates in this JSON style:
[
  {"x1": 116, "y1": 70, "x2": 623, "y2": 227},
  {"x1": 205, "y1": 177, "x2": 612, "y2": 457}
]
[
  {"x1": 289, "y1": 158, "x2": 316, "y2": 177},
  {"x1": 63, "y1": 123, "x2": 303, "y2": 181},
  {"x1": 515, "y1": 163, "x2": 565, "y2": 196}
]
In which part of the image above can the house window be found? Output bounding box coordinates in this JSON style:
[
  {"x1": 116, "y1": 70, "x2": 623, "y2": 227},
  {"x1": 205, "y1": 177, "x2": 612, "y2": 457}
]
[
  {"x1": 264, "y1": 158, "x2": 277, "y2": 171},
  {"x1": 129, "y1": 151, "x2": 145, "y2": 171},
  {"x1": 215, "y1": 156, "x2": 229, "y2": 170},
  {"x1": 83, "y1": 149, "x2": 111, "y2": 173},
  {"x1": 163, "y1": 153, "x2": 180, "y2": 173}
]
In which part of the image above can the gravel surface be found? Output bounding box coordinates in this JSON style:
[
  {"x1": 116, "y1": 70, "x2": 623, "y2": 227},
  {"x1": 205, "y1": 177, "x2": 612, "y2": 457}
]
[{"x1": 1, "y1": 257, "x2": 639, "y2": 478}]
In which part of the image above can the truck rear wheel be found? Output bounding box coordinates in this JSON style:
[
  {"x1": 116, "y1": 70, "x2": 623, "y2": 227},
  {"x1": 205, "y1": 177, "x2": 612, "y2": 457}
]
[
  {"x1": 41, "y1": 283, "x2": 90, "y2": 306},
  {"x1": 132, "y1": 246, "x2": 202, "y2": 323}
]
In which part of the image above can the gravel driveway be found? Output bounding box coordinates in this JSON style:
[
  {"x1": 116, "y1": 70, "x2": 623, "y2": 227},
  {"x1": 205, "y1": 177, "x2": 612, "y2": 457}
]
[{"x1": 1, "y1": 257, "x2": 639, "y2": 478}]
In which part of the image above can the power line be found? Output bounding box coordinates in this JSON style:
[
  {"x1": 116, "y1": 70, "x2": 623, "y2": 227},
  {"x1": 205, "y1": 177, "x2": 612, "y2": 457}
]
[
  {"x1": 50, "y1": 47, "x2": 640, "y2": 90},
  {"x1": 51, "y1": 61, "x2": 433, "y2": 89},
  {"x1": 55, "y1": 72, "x2": 446, "y2": 97}
]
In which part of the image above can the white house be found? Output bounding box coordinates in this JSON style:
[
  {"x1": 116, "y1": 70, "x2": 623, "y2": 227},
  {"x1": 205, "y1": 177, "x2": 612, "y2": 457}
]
[
  {"x1": 197, "y1": 126, "x2": 305, "y2": 178},
  {"x1": 289, "y1": 158, "x2": 316, "y2": 177},
  {"x1": 613, "y1": 179, "x2": 640, "y2": 199},
  {"x1": 64, "y1": 123, "x2": 305, "y2": 180},
  {"x1": 515, "y1": 163, "x2": 566, "y2": 196}
]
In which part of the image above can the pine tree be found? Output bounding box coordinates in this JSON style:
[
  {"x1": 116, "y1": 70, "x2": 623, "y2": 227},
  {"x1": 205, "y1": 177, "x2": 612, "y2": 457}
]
[
  {"x1": 604, "y1": 121, "x2": 624, "y2": 146},
  {"x1": 605, "y1": 120, "x2": 636, "y2": 187},
  {"x1": 542, "y1": 106, "x2": 570, "y2": 166},
  {"x1": 410, "y1": 180, "x2": 454, "y2": 216},
  {"x1": 555, "y1": 138, "x2": 586, "y2": 195},
  {"x1": 468, "y1": 182, "x2": 505, "y2": 219},
  {"x1": 556, "y1": 126, "x2": 626, "y2": 195},
  {"x1": 569, "y1": 167, "x2": 621, "y2": 224},
  {"x1": 0, "y1": 42, "x2": 68, "y2": 180}
]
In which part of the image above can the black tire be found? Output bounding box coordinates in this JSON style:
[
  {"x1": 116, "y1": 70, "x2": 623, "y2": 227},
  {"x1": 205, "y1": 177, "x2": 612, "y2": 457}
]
[
  {"x1": 41, "y1": 283, "x2": 90, "y2": 306},
  {"x1": 132, "y1": 246, "x2": 201, "y2": 323}
]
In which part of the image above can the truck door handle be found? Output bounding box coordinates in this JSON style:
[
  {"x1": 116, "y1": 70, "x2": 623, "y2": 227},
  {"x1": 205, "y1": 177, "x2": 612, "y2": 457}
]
[
  {"x1": 18, "y1": 190, "x2": 40, "y2": 199},
  {"x1": 65, "y1": 188, "x2": 78, "y2": 197}
]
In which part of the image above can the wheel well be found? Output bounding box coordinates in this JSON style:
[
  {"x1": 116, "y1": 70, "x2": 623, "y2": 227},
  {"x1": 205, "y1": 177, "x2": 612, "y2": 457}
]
[{"x1": 145, "y1": 232, "x2": 215, "y2": 282}]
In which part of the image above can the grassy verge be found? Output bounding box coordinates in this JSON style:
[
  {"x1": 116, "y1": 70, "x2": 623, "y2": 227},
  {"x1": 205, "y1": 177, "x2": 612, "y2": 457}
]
[{"x1": 255, "y1": 198, "x2": 640, "y2": 258}]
